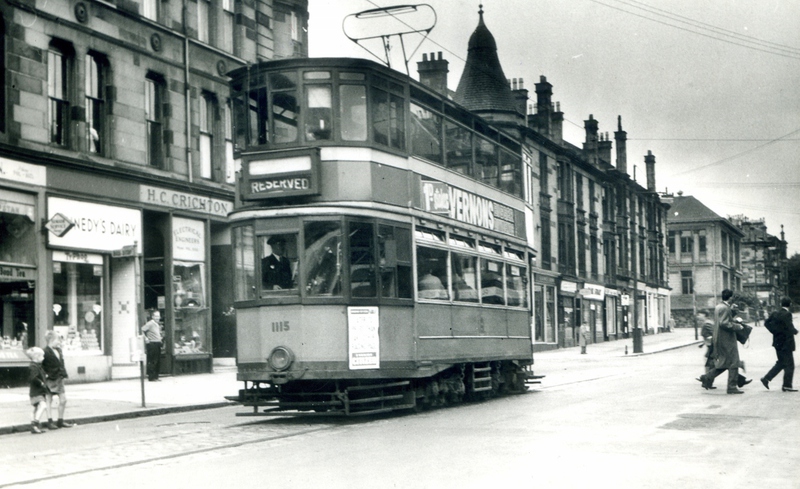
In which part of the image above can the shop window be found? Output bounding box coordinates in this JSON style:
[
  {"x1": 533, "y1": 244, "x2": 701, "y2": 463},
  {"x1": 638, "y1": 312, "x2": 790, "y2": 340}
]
[
  {"x1": 304, "y1": 82, "x2": 332, "y2": 141},
  {"x1": 416, "y1": 246, "x2": 448, "y2": 300},
  {"x1": 48, "y1": 41, "x2": 73, "y2": 147},
  {"x1": 232, "y1": 225, "x2": 256, "y2": 301},
  {"x1": 85, "y1": 53, "x2": 107, "y2": 155},
  {"x1": 410, "y1": 102, "x2": 442, "y2": 164},
  {"x1": 304, "y1": 221, "x2": 342, "y2": 296},
  {"x1": 339, "y1": 83, "x2": 367, "y2": 141},
  {"x1": 260, "y1": 233, "x2": 298, "y2": 296},
  {"x1": 173, "y1": 262, "x2": 207, "y2": 355},
  {"x1": 52, "y1": 261, "x2": 103, "y2": 353},
  {"x1": 0, "y1": 201, "x2": 36, "y2": 266},
  {"x1": 145, "y1": 74, "x2": 166, "y2": 168}
]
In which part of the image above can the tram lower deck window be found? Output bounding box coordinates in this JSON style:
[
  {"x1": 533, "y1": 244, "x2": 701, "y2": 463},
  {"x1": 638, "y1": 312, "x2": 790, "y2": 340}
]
[{"x1": 260, "y1": 233, "x2": 298, "y2": 295}]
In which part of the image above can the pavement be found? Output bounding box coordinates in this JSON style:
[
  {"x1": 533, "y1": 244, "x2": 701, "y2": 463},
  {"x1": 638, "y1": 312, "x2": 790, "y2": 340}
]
[{"x1": 0, "y1": 328, "x2": 703, "y2": 435}]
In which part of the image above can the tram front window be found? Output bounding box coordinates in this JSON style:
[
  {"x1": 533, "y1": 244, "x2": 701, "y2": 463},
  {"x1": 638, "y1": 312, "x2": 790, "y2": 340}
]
[
  {"x1": 304, "y1": 221, "x2": 342, "y2": 296},
  {"x1": 349, "y1": 222, "x2": 376, "y2": 298},
  {"x1": 260, "y1": 233, "x2": 298, "y2": 294}
]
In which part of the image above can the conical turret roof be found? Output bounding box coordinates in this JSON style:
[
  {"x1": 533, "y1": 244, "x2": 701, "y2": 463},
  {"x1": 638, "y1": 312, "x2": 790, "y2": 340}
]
[{"x1": 454, "y1": 7, "x2": 517, "y2": 114}]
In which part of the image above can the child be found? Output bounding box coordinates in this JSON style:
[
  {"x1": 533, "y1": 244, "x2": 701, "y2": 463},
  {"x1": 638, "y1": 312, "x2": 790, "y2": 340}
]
[{"x1": 26, "y1": 347, "x2": 49, "y2": 434}]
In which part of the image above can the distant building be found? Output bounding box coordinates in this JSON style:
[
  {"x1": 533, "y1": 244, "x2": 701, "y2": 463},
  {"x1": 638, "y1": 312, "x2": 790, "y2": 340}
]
[
  {"x1": 729, "y1": 216, "x2": 789, "y2": 311},
  {"x1": 664, "y1": 194, "x2": 744, "y2": 327}
]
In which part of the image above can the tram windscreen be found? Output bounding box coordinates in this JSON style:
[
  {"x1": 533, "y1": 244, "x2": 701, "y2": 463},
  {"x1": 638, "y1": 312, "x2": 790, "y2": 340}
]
[{"x1": 304, "y1": 221, "x2": 342, "y2": 296}]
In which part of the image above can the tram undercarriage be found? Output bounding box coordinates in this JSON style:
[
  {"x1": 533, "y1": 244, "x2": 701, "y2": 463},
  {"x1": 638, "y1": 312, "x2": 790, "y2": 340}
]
[{"x1": 226, "y1": 361, "x2": 544, "y2": 416}]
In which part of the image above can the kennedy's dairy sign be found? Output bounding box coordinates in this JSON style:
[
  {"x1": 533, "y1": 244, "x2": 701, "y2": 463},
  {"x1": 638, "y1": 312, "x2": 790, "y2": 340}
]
[
  {"x1": 47, "y1": 197, "x2": 141, "y2": 252},
  {"x1": 418, "y1": 179, "x2": 520, "y2": 237}
]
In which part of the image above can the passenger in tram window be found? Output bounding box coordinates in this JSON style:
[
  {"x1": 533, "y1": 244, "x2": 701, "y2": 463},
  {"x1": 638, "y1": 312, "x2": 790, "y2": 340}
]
[
  {"x1": 480, "y1": 262, "x2": 505, "y2": 305},
  {"x1": 418, "y1": 267, "x2": 447, "y2": 300},
  {"x1": 262, "y1": 236, "x2": 295, "y2": 290}
]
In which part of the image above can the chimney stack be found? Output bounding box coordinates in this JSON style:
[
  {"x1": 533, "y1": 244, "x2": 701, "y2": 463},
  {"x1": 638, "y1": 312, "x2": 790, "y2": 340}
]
[
  {"x1": 614, "y1": 115, "x2": 628, "y2": 175},
  {"x1": 551, "y1": 101, "x2": 563, "y2": 144},
  {"x1": 583, "y1": 115, "x2": 599, "y2": 163},
  {"x1": 645, "y1": 150, "x2": 656, "y2": 191},
  {"x1": 534, "y1": 76, "x2": 553, "y2": 136},
  {"x1": 598, "y1": 132, "x2": 612, "y2": 166},
  {"x1": 417, "y1": 51, "x2": 449, "y2": 95},
  {"x1": 511, "y1": 78, "x2": 529, "y2": 118}
]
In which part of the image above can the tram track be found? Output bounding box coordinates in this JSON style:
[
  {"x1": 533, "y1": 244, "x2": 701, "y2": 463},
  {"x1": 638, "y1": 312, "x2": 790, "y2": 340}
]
[{"x1": 1, "y1": 420, "x2": 341, "y2": 488}]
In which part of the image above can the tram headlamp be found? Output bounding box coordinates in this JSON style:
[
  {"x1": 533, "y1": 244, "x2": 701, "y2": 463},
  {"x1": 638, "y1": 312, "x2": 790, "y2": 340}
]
[{"x1": 268, "y1": 346, "x2": 294, "y2": 371}]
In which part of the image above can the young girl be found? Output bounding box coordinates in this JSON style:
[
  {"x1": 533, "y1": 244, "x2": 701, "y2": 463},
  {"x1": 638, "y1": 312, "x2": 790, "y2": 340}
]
[{"x1": 26, "y1": 347, "x2": 49, "y2": 434}]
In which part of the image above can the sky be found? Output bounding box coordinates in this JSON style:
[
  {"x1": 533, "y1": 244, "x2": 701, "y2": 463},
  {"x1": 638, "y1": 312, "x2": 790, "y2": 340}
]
[{"x1": 307, "y1": 0, "x2": 800, "y2": 255}]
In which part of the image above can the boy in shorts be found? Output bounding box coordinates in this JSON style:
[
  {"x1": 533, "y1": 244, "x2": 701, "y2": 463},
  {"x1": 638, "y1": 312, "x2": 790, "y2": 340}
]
[{"x1": 26, "y1": 347, "x2": 49, "y2": 434}]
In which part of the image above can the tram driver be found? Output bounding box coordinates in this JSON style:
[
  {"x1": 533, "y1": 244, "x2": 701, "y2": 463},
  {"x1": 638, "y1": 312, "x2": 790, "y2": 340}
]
[{"x1": 262, "y1": 235, "x2": 295, "y2": 290}]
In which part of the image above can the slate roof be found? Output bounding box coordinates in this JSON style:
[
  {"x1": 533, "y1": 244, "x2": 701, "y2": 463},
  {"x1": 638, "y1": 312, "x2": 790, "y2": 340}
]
[
  {"x1": 454, "y1": 9, "x2": 517, "y2": 113},
  {"x1": 666, "y1": 195, "x2": 723, "y2": 223}
]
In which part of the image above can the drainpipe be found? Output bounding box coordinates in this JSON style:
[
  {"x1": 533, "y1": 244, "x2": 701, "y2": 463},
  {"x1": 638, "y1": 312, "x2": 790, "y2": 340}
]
[{"x1": 183, "y1": 0, "x2": 193, "y2": 182}]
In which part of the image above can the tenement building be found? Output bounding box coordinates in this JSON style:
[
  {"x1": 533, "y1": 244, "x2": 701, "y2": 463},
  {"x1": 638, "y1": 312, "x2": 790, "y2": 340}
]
[
  {"x1": 730, "y1": 216, "x2": 789, "y2": 312},
  {"x1": 0, "y1": 0, "x2": 309, "y2": 384}
]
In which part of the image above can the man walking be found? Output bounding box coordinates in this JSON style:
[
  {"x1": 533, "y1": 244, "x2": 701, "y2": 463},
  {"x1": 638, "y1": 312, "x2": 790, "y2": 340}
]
[
  {"x1": 760, "y1": 298, "x2": 798, "y2": 392},
  {"x1": 701, "y1": 289, "x2": 746, "y2": 394}
]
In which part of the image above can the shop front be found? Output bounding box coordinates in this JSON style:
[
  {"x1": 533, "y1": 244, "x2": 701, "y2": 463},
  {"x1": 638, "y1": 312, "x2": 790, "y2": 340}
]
[
  {"x1": 46, "y1": 197, "x2": 141, "y2": 381},
  {"x1": 604, "y1": 288, "x2": 620, "y2": 341},
  {"x1": 558, "y1": 279, "x2": 578, "y2": 348},
  {"x1": 139, "y1": 185, "x2": 234, "y2": 374},
  {"x1": 579, "y1": 283, "x2": 604, "y2": 343},
  {"x1": 533, "y1": 272, "x2": 558, "y2": 351}
]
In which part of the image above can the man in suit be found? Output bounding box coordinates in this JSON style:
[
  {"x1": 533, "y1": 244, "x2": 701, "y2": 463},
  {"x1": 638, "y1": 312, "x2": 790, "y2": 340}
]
[
  {"x1": 262, "y1": 236, "x2": 293, "y2": 290},
  {"x1": 700, "y1": 289, "x2": 747, "y2": 394},
  {"x1": 761, "y1": 298, "x2": 798, "y2": 392}
]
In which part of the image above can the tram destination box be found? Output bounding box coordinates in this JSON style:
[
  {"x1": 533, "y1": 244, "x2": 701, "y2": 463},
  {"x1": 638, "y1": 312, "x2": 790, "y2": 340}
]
[{"x1": 242, "y1": 149, "x2": 320, "y2": 200}]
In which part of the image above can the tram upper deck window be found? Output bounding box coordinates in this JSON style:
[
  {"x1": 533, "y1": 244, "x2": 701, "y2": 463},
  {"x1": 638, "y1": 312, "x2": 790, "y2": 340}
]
[
  {"x1": 270, "y1": 72, "x2": 298, "y2": 144},
  {"x1": 503, "y1": 248, "x2": 524, "y2": 261},
  {"x1": 304, "y1": 221, "x2": 342, "y2": 296},
  {"x1": 444, "y1": 120, "x2": 472, "y2": 176},
  {"x1": 476, "y1": 136, "x2": 498, "y2": 188},
  {"x1": 448, "y1": 235, "x2": 474, "y2": 250},
  {"x1": 260, "y1": 233, "x2": 298, "y2": 295},
  {"x1": 371, "y1": 77, "x2": 405, "y2": 150},
  {"x1": 410, "y1": 103, "x2": 442, "y2": 164},
  {"x1": 499, "y1": 149, "x2": 523, "y2": 197},
  {"x1": 339, "y1": 84, "x2": 367, "y2": 141},
  {"x1": 304, "y1": 71, "x2": 332, "y2": 142}
]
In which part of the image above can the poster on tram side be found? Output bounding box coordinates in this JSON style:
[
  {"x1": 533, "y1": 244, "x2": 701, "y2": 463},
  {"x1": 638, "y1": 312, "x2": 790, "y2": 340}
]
[{"x1": 347, "y1": 306, "x2": 380, "y2": 370}]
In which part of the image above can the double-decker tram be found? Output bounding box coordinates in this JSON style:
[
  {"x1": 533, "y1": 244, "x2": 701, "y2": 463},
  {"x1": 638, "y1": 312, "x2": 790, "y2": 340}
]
[{"x1": 226, "y1": 57, "x2": 541, "y2": 416}]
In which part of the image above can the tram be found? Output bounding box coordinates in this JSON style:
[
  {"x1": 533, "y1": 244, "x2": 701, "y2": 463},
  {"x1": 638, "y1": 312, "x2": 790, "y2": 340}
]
[{"x1": 226, "y1": 57, "x2": 541, "y2": 416}]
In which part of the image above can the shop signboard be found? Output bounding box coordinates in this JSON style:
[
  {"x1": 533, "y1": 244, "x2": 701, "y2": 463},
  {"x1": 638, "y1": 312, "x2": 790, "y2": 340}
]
[
  {"x1": 0, "y1": 157, "x2": 46, "y2": 186},
  {"x1": 47, "y1": 198, "x2": 141, "y2": 252},
  {"x1": 580, "y1": 283, "x2": 605, "y2": 301},
  {"x1": 0, "y1": 265, "x2": 34, "y2": 282},
  {"x1": 140, "y1": 185, "x2": 232, "y2": 218},
  {"x1": 45, "y1": 213, "x2": 74, "y2": 238},
  {"x1": 172, "y1": 217, "x2": 205, "y2": 262}
]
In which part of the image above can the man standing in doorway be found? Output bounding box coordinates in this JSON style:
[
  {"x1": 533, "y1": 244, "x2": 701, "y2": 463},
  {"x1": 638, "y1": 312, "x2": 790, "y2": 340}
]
[
  {"x1": 761, "y1": 298, "x2": 798, "y2": 392},
  {"x1": 142, "y1": 310, "x2": 163, "y2": 381},
  {"x1": 701, "y1": 289, "x2": 746, "y2": 394}
]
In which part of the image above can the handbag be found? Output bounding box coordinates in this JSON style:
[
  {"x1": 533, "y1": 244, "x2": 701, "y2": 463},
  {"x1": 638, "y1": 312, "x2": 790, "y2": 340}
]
[{"x1": 735, "y1": 324, "x2": 753, "y2": 345}]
